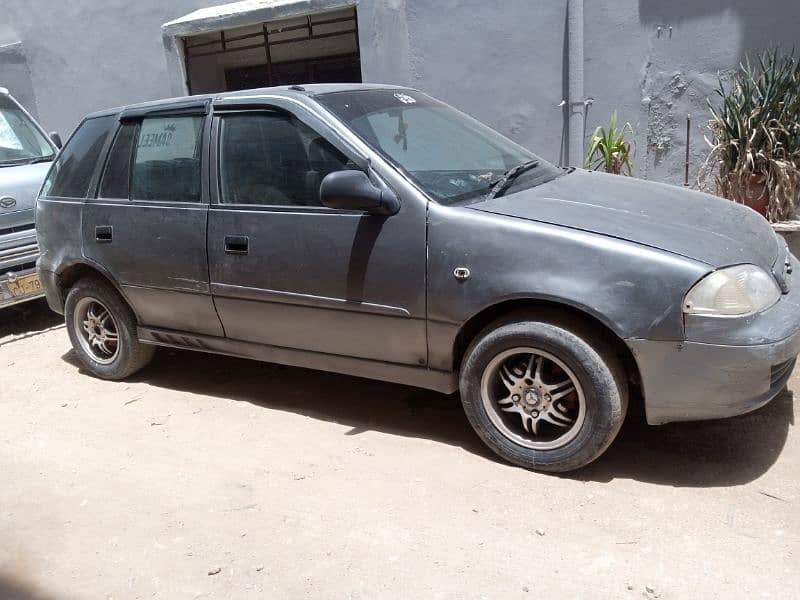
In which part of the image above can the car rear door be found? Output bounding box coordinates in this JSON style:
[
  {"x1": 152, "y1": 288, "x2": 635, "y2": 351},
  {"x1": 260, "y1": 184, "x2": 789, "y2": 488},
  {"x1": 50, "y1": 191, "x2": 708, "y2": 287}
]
[
  {"x1": 206, "y1": 98, "x2": 427, "y2": 366},
  {"x1": 82, "y1": 101, "x2": 222, "y2": 336}
]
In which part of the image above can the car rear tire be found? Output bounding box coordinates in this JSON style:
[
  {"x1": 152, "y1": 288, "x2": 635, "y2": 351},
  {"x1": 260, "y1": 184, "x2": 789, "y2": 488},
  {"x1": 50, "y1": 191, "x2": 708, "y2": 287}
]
[
  {"x1": 64, "y1": 277, "x2": 154, "y2": 380},
  {"x1": 459, "y1": 317, "x2": 628, "y2": 472}
]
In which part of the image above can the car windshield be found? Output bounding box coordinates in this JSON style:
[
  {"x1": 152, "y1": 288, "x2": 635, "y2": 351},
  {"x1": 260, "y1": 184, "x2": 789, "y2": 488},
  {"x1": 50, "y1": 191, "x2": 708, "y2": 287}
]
[
  {"x1": 317, "y1": 89, "x2": 562, "y2": 205},
  {"x1": 0, "y1": 95, "x2": 55, "y2": 166}
]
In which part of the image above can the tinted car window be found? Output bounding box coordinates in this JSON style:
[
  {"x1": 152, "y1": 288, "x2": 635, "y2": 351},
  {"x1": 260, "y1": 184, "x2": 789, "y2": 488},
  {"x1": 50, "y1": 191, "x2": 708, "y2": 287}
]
[
  {"x1": 218, "y1": 113, "x2": 353, "y2": 206},
  {"x1": 99, "y1": 122, "x2": 137, "y2": 199},
  {"x1": 41, "y1": 115, "x2": 115, "y2": 198},
  {"x1": 131, "y1": 116, "x2": 203, "y2": 203}
]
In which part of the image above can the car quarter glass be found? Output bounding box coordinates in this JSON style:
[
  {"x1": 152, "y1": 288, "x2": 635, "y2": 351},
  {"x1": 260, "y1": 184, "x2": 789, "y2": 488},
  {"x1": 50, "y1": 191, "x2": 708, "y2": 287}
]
[
  {"x1": 99, "y1": 122, "x2": 138, "y2": 199},
  {"x1": 218, "y1": 112, "x2": 355, "y2": 207}
]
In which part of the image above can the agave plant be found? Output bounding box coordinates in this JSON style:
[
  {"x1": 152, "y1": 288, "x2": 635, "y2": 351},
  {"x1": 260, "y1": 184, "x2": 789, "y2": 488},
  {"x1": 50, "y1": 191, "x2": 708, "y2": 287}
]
[
  {"x1": 584, "y1": 112, "x2": 634, "y2": 175},
  {"x1": 703, "y1": 49, "x2": 800, "y2": 222}
]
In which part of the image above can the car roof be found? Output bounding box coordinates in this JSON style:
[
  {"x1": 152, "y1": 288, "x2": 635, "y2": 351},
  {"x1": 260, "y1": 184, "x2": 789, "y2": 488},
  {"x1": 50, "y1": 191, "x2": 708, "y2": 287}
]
[{"x1": 83, "y1": 83, "x2": 411, "y2": 120}]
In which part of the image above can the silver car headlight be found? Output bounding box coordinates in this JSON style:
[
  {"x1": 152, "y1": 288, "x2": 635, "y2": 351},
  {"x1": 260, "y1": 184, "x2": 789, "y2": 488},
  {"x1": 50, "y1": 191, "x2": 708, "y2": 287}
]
[{"x1": 683, "y1": 264, "x2": 781, "y2": 316}]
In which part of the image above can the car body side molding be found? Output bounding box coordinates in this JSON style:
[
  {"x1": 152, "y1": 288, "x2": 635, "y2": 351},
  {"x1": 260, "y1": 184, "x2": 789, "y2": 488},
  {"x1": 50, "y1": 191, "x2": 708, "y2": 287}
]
[
  {"x1": 138, "y1": 326, "x2": 458, "y2": 394},
  {"x1": 210, "y1": 282, "x2": 411, "y2": 318}
]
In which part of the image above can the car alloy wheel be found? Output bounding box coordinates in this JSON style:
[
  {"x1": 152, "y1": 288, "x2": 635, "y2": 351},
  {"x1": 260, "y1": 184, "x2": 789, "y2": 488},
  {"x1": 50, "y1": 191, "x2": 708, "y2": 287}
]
[
  {"x1": 480, "y1": 347, "x2": 586, "y2": 450},
  {"x1": 73, "y1": 296, "x2": 120, "y2": 365}
]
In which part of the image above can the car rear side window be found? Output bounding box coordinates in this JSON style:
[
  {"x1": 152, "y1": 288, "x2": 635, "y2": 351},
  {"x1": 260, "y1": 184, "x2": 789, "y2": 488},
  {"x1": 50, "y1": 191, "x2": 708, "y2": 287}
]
[
  {"x1": 98, "y1": 122, "x2": 137, "y2": 199},
  {"x1": 41, "y1": 115, "x2": 115, "y2": 198},
  {"x1": 131, "y1": 116, "x2": 203, "y2": 203}
]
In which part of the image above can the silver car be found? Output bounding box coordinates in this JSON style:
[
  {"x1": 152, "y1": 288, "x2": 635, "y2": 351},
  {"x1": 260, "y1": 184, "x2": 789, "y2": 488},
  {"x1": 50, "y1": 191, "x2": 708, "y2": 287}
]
[{"x1": 0, "y1": 88, "x2": 58, "y2": 308}]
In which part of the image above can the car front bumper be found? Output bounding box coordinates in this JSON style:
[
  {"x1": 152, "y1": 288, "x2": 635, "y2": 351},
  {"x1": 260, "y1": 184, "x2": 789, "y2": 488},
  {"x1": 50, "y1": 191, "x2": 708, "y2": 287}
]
[
  {"x1": 629, "y1": 252, "x2": 800, "y2": 425},
  {"x1": 628, "y1": 335, "x2": 799, "y2": 425}
]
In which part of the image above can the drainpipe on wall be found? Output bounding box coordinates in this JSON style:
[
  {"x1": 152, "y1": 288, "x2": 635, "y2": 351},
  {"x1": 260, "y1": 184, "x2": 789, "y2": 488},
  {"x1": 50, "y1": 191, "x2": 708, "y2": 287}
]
[{"x1": 567, "y1": 0, "x2": 585, "y2": 167}]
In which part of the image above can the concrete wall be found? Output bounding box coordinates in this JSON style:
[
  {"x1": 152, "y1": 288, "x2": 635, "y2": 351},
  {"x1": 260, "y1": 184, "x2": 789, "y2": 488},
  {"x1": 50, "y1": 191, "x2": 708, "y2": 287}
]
[
  {"x1": 401, "y1": 0, "x2": 567, "y2": 165},
  {"x1": 0, "y1": 42, "x2": 40, "y2": 120},
  {"x1": 0, "y1": 0, "x2": 222, "y2": 137},
  {"x1": 1, "y1": 0, "x2": 799, "y2": 186},
  {"x1": 584, "y1": 0, "x2": 800, "y2": 185}
]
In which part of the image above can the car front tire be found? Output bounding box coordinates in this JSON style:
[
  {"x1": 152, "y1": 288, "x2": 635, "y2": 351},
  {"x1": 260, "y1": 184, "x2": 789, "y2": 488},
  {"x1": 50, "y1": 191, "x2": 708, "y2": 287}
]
[
  {"x1": 64, "y1": 277, "x2": 154, "y2": 380},
  {"x1": 459, "y1": 316, "x2": 628, "y2": 472}
]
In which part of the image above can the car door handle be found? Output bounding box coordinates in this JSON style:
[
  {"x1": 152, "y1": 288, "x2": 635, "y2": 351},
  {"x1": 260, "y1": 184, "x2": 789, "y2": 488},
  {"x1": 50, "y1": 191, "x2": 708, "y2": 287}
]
[
  {"x1": 95, "y1": 225, "x2": 113, "y2": 243},
  {"x1": 224, "y1": 235, "x2": 249, "y2": 255}
]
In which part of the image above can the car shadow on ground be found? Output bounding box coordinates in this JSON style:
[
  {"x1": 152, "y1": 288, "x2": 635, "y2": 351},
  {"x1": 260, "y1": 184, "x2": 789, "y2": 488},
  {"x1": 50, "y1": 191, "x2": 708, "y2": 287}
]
[
  {"x1": 0, "y1": 299, "x2": 63, "y2": 346},
  {"x1": 62, "y1": 345, "x2": 794, "y2": 488},
  {"x1": 0, "y1": 572, "x2": 54, "y2": 600},
  {"x1": 576, "y1": 388, "x2": 794, "y2": 487}
]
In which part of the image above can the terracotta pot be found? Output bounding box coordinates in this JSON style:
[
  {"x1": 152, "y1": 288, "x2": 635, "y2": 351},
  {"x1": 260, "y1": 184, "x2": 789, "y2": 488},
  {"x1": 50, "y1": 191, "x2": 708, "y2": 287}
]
[{"x1": 728, "y1": 174, "x2": 769, "y2": 216}]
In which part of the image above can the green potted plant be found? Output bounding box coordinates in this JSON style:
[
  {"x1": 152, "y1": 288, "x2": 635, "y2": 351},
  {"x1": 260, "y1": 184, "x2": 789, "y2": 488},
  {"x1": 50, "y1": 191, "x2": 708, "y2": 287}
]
[
  {"x1": 584, "y1": 112, "x2": 634, "y2": 175},
  {"x1": 703, "y1": 49, "x2": 800, "y2": 221}
]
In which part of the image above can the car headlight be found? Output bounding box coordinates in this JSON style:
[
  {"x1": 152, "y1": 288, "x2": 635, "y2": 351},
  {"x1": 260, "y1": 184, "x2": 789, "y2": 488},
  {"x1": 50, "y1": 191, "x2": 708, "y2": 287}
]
[{"x1": 683, "y1": 264, "x2": 781, "y2": 316}]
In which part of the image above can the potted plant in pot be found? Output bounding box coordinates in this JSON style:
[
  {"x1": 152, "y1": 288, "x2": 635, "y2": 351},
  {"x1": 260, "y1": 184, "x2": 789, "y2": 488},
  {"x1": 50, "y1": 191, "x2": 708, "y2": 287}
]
[{"x1": 703, "y1": 49, "x2": 800, "y2": 222}]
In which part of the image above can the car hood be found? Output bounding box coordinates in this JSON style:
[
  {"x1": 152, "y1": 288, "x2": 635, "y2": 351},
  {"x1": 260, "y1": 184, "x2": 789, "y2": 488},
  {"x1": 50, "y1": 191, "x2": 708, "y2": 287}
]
[
  {"x1": 1, "y1": 162, "x2": 51, "y2": 211},
  {"x1": 469, "y1": 169, "x2": 778, "y2": 269}
]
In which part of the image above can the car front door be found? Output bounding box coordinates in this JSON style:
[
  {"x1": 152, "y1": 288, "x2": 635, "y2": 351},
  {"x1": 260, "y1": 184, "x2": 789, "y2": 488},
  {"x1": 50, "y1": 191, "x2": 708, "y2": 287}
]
[
  {"x1": 207, "y1": 101, "x2": 427, "y2": 366},
  {"x1": 82, "y1": 104, "x2": 223, "y2": 336}
]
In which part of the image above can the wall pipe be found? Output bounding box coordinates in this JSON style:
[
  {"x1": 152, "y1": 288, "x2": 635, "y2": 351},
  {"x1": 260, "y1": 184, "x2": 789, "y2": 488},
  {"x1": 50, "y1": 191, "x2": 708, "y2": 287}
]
[
  {"x1": 567, "y1": 0, "x2": 585, "y2": 167},
  {"x1": 684, "y1": 114, "x2": 691, "y2": 187}
]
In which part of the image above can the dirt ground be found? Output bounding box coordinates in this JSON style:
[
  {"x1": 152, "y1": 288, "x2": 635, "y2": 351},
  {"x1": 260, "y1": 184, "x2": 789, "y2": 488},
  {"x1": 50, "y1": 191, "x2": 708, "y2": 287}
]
[{"x1": 0, "y1": 300, "x2": 798, "y2": 600}]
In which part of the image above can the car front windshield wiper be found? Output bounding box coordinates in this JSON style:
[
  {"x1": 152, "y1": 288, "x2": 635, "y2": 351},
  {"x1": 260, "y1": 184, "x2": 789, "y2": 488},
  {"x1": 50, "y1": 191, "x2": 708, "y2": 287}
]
[
  {"x1": 487, "y1": 160, "x2": 540, "y2": 199},
  {"x1": 0, "y1": 155, "x2": 52, "y2": 167},
  {"x1": 26, "y1": 155, "x2": 56, "y2": 164},
  {"x1": 0, "y1": 159, "x2": 31, "y2": 168}
]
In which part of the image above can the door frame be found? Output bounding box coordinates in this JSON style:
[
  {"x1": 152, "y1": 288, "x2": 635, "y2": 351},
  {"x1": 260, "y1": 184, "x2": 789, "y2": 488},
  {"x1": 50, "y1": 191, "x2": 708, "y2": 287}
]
[
  {"x1": 205, "y1": 94, "x2": 431, "y2": 364},
  {"x1": 80, "y1": 101, "x2": 223, "y2": 336}
]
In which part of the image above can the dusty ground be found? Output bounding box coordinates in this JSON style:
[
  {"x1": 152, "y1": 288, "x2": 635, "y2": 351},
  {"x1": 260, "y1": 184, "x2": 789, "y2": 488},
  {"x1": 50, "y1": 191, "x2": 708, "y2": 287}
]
[{"x1": 0, "y1": 300, "x2": 798, "y2": 600}]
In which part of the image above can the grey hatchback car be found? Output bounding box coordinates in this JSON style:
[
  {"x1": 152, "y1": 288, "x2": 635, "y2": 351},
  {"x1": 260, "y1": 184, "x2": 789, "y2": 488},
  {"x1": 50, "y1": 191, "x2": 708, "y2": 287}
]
[{"x1": 36, "y1": 84, "x2": 800, "y2": 472}]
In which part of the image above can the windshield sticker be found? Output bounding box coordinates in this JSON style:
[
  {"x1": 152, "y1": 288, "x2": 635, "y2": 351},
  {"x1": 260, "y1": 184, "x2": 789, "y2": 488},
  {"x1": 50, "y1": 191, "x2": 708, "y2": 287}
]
[
  {"x1": 136, "y1": 118, "x2": 200, "y2": 162},
  {"x1": 393, "y1": 93, "x2": 416, "y2": 105},
  {"x1": 139, "y1": 123, "x2": 176, "y2": 149}
]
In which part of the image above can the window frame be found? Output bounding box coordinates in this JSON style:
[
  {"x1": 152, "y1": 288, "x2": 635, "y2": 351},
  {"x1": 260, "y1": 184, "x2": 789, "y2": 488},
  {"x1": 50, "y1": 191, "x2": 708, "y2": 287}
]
[
  {"x1": 88, "y1": 103, "x2": 212, "y2": 206},
  {"x1": 209, "y1": 104, "x2": 370, "y2": 214}
]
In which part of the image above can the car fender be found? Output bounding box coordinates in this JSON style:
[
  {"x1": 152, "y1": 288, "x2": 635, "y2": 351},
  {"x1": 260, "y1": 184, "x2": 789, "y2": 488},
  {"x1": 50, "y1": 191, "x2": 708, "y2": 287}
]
[{"x1": 426, "y1": 203, "x2": 710, "y2": 370}]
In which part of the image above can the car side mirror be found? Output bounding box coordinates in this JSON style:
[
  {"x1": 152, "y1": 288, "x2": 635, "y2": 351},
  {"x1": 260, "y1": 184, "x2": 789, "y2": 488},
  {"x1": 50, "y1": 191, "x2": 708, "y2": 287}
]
[
  {"x1": 49, "y1": 132, "x2": 62, "y2": 149},
  {"x1": 320, "y1": 170, "x2": 400, "y2": 216}
]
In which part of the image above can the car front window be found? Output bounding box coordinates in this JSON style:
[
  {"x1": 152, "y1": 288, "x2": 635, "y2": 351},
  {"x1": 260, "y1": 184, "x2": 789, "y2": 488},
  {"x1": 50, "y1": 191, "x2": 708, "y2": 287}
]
[
  {"x1": 0, "y1": 95, "x2": 54, "y2": 166},
  {"x1": 317, "y1": 89, "x2": 561, "y2": 205}
]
